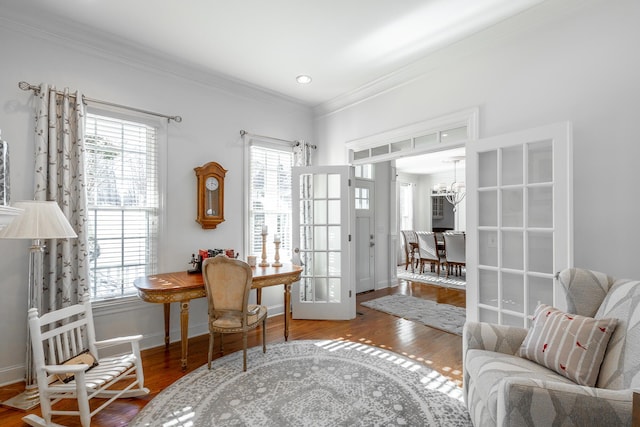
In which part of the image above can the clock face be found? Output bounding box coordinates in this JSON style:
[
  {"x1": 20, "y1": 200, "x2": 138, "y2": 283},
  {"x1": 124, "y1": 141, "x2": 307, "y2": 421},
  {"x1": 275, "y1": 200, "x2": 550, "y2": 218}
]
[{"x1": 205, "y1": 176, "x2": 219, "y2": 191}]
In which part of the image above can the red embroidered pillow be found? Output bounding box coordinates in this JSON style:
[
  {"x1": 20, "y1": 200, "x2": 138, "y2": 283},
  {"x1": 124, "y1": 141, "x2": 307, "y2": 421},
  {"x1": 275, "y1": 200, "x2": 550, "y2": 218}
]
[{"x1": 518, "y1": 304, "x2": 617, "y2": 386}]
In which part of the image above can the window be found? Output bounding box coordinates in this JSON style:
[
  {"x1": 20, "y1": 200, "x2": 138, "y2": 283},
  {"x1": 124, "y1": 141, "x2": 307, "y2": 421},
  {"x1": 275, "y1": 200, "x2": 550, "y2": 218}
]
[
  {"x1": 249, "y1": 144, "x2": 293, "y2": 263},
  {"x1": 354, "y1": 164, "x2": 373, "y2": 179},
  {"x1": 85, "y1": 112, "x2": 160, "y2": 300},
  {"x1": 399, "y1": 182, "x2": 414, "y2": 231}
]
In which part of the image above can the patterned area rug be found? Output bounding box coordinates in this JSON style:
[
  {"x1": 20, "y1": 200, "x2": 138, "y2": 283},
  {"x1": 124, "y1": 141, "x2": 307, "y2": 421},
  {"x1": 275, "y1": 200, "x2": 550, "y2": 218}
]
[
  {"x1": 361, "y1": 294, "x2": 466, "y2": 335},
  {"x1": 397, "y1": 267, "x2": 466, "y2": 290},
  {"x1": 130, "y1": 340, "x2": 471, "y2": 427}
]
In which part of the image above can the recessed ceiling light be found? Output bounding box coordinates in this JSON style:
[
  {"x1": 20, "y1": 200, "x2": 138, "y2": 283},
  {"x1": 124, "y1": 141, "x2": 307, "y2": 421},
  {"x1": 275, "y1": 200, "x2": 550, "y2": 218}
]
[{"x1": 296, "y1": 75, "x2": 312, "y2": 84}]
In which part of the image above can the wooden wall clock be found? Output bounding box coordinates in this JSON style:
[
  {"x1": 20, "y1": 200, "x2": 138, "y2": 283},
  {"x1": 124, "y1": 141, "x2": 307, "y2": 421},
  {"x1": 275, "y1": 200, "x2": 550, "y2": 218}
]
[{"x1": 194, "y1": 161, "x2": 227, "y2": 229}]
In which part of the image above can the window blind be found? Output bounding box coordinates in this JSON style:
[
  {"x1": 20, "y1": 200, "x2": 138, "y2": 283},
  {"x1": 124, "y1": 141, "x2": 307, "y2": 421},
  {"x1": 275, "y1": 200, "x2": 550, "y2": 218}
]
[
  {"x1": 85, "y1": 113, "x2": 159, "y2": 300},
  {"x1": 249, "y1": 144, "x2": 293, "y2": 263}
]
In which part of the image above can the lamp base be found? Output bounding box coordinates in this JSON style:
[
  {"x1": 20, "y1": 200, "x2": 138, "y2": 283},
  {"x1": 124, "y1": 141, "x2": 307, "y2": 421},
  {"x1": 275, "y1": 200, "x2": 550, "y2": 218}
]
[{"x1": 2, "y1": 386, "x2": 40, "y2": 411}]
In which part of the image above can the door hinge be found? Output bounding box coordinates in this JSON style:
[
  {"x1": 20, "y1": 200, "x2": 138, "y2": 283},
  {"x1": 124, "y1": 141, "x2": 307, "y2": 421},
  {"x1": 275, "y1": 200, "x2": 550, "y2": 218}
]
[
  {"x1": 348, "y1": 178, "x2": 351, "y2": 186},
  {"x1": 348, "y1": 234, "x2": 351, "y2": 242},
  {"x1": 349, "y1": 290, "x2": 352, "y2": 298}
]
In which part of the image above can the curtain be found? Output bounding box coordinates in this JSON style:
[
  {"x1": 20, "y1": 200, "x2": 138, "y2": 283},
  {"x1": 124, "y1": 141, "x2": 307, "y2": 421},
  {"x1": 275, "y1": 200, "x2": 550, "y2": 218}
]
[
  {"x1": 293, "y1": 140, "x2": 313, "y2": 167},
  {"x1": 33, "y1": 84, "x2": 90, "y2": 311}
]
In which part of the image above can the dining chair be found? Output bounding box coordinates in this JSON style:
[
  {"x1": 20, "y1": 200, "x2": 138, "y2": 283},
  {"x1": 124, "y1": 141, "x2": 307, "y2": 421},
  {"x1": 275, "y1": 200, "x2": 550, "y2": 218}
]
[
  {"x1": 24, "y1": 295, "x2": 149, "y2": 427},
  {"x1": 415, "y1": 231, "x2": 445, "y2": 275},
  {"x1": 443, "y1": 232, "x2": 465, "y2": 277},
  {"x1": 202, "y1": 254, "x2": 268, "y2": 371},
  {"x1": 400, "y1": 230, "x2": 419, "y2": 271}
]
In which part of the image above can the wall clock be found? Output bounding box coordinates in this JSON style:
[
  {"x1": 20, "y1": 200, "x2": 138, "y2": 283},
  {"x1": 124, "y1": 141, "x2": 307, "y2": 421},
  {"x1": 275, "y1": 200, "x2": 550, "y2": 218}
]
[{"x1": 194, "y1": 161, "x2": 227, "y2": 229}]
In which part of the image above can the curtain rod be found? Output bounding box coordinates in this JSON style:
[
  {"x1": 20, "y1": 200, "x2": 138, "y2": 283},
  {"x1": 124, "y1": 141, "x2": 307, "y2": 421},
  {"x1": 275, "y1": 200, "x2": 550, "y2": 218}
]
[
  {"x1": 18, "y1": 81, "x2": 182, "y2": 123},
  {"x1": 239, "y1": 130, "x2": 316, "y2": 149}
]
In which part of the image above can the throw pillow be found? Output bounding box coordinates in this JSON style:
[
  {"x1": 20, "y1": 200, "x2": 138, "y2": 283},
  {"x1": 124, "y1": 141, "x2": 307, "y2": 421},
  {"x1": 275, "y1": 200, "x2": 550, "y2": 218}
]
[
  {"x1": 518, "y1": 303, "x2": 617, "y2": 387},
  {"x1": 56, "y1": 349, "x2": 99, "y2": 383}
]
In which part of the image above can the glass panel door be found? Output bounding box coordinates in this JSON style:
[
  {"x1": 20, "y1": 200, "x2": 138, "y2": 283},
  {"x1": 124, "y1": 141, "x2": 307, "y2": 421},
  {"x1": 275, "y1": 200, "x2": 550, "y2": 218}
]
[
  {"x1": 292, "y1": 166, "x2": 355, "y2": 320},
  {"x1": 466, "y1": 122, "x2": 572, "y2": 327}
]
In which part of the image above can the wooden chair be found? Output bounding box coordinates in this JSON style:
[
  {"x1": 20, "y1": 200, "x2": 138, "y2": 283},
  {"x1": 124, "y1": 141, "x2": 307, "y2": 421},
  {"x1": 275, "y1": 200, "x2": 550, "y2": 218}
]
[
  {"x1": 415, "y1": 231, "x2": 445, "y2": 275},
  {"x1": 24, "y1": 295, "x2": 149, "y2": 427},
  {"x1": 202, "y1": 255, "x2": 267, "y2": 371},
  {"x1": 400, "y1": 230, "x2": 419, "y2": 271},
  {"x1": 443, "y1": 232, "x2": 466, "y2": 277}
]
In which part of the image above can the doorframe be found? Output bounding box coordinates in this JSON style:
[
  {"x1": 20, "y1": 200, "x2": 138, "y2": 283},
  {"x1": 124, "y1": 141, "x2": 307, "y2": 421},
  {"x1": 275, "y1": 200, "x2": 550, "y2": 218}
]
[{"x1": 345, "y1": 108, "x2": 479, "y2": 288}]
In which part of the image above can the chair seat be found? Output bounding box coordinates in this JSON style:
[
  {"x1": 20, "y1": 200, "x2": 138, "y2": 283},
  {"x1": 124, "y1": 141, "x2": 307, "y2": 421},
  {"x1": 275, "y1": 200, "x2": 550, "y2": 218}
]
[
  {"x1": 49, "y1": 353, "x2": 138, "y2": 392},
  {"x1": 210, "y1": 304, "x2": 267, "y2": 331},
  {"x1": 466, "y1": 349, "x2": 576, "y2": 423}
]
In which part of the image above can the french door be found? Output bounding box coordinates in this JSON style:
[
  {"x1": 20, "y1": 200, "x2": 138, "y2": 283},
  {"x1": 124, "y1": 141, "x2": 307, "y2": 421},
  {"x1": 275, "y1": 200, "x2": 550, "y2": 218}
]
[
  {"x1": 466, "y1": 122, "x2": 573, "y2": 326},
  {"x1": 291, "y1": 166, "x2": 355, "y2": 320}
]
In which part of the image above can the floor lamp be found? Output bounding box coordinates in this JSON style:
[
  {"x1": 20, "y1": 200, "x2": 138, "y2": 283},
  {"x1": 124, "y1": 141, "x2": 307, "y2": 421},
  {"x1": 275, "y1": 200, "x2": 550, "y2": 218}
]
[{"x1": 0, "y1": 200, "x2": 77, "y2": 411}]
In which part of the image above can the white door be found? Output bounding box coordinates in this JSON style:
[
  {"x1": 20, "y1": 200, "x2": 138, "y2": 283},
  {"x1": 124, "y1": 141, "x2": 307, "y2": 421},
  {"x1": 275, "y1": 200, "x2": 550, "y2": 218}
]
[
  {"x1": 291, "y1": 166, "x2": 356, "y2": 320},
  {"x1": 466, "y1": 122, "x2": 573, "y2": 327},
  {"x1": 355, "y1": 178, "x2": 375, "y2": 293}
]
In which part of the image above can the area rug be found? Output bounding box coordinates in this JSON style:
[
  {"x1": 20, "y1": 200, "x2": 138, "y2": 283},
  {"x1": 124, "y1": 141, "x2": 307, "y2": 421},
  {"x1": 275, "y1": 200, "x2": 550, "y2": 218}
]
[
  {"x1": 130, "y1": 340, "x2": 471, "y2": 427},
  {"x1": 397, "y1": 267, "x2": 466, "y2": 290},
  {"x1": 361, "y1": 294, "x2": 466, "y2": 335}
]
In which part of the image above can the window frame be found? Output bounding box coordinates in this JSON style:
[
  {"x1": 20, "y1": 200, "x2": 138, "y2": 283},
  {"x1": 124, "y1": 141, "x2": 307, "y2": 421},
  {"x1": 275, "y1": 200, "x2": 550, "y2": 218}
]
[
  {"x1": 243, "y1": 136, "x2": 295, "y2": 264},
  {"x1": 84, "y1": 105, "x2": 167, "y2": 309}
]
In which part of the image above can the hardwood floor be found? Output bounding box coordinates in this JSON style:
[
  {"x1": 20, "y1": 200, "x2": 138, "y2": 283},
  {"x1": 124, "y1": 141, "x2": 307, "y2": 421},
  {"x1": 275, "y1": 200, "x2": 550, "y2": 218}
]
[{"x1": 0, "y1": 279, "x2": 465, "y2": 427}]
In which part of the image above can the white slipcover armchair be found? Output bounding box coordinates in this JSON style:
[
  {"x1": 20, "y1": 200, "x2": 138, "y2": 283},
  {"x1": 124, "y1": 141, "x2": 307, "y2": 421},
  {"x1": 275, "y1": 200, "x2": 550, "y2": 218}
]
[{"x1": 463, "y1": 268, "x2": 638, "y2": 426}]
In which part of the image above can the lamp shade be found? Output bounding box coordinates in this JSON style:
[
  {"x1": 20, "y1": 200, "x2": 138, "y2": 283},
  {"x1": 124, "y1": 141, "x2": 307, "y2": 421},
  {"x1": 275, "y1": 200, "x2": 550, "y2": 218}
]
[{"x1": 0, "y1": 200, "x2": 77, "y2": 240}]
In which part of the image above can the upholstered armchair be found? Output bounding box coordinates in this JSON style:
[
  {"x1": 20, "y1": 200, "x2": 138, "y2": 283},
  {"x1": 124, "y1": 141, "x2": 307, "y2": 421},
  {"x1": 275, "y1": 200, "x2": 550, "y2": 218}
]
[{"x1": 463, "y1": 268, "x2": 639, "y2": 426}]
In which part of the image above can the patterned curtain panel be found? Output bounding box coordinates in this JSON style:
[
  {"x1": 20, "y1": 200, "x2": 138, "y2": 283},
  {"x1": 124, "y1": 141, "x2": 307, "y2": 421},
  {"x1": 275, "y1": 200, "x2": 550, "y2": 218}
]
[
  {"x1": 33, "y1": 84, "x2": 90, "y2": 311},
  {"x1": 293, "y1": 140, "x2": 313, "y2": 167}
]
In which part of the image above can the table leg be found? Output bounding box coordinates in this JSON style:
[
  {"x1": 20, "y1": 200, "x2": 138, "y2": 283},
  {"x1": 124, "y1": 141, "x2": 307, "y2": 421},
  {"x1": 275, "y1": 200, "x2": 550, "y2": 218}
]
[
  {"x1": 163, "y1": 303, "x2": 170, "y2": 349},
  {"x1": 284, "y1": 283, "x2": 291, "y2": 341},
  {"x1": 180, "y1": 300, "x2": 190, "y2": 371},
  {"x1": 256, "y1": 288, "x2": 262, "y2": 305}
]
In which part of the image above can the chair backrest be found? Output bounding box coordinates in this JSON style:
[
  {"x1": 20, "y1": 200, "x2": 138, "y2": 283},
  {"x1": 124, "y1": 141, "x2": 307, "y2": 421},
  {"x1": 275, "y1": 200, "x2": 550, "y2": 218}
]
[
  {"x1": 415, "y1": 231, "x2": 439, "y2": 260},
  {"x1": 202, "y1": 255, "x2": 253, "y2": 316},
  {"x1": 401, "y1": 230, "x2": 417, "y2": 246},
  {"x1": 557, "y1": 268, "x2": 640, "y2": 391},
  {"x1": 28, "y1": 296, "x2": 97, "y2": 383},
  {"x1": 443, "y1": 233, "x2": 465, "y2": 264}
]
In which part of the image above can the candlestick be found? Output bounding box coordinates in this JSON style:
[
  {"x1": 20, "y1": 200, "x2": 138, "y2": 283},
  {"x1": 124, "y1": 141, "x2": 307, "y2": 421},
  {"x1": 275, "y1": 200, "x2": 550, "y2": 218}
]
[
  {"x1": 259, "y1": 231, "x2": 269, "y2": 267},
  {"x1": 272, "y1": 241, "x2": 282, "y2": 267}
]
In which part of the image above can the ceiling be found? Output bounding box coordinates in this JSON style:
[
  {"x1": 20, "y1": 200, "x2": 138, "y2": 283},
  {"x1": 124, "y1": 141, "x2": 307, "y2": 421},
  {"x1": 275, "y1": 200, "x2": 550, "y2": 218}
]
[{"x1": 3, "y1": 0, "x2": 545, "y2": 107}]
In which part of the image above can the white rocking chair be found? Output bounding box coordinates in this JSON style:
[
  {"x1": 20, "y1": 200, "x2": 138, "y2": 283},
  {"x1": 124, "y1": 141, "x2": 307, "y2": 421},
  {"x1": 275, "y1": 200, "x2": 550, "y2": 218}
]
[{"x1": 23, "y1": 294, "x2": 149, "y2": 427}]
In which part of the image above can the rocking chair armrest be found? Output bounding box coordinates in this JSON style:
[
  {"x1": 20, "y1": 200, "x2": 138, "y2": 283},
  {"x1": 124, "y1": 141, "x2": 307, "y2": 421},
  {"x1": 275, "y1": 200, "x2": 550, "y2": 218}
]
[
  {"x1": 45, "y1": 363, "x2": 90, "y2": 375},
  {"x1": 95, "y1": 334, "x2": 143, "y2": 348}
]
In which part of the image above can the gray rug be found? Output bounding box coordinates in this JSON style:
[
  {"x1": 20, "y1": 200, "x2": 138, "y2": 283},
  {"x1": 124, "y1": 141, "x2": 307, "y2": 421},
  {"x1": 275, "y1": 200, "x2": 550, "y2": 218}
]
[
  {"x1": 397, "y1": 267, "x2": 466, "y2": 290},
  {"x1": 130, "y1": 340, "x2": 471, "y2": 426},
  {"x1": 361, "y1": 294, "x2": 466, "y2": 335}
]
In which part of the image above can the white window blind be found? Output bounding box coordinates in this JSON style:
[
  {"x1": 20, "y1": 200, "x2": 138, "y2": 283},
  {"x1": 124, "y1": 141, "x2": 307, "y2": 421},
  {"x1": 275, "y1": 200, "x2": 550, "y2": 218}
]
[
  {"x1": 85, "y1": 112, "x2": 159, "y2": 300},
  {"x1": 249, "y1": 145, "x2": 293, "y2": 263}
]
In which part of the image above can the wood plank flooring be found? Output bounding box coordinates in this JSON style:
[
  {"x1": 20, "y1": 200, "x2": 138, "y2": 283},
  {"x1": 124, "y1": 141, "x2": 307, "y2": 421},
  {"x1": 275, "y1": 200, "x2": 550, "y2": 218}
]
[{"x1": 0, "y1": 279, "x2": 465, "y2": 427}]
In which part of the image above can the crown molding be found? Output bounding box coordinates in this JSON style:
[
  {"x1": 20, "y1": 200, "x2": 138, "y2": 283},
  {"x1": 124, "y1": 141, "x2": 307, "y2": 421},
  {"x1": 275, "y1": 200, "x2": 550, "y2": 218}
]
[
  {"x1": 0, "y1": 7, "x2": 311, "y2": 113},
  {"x1": 313, "y1": 0, "x2": 588, "y2": 118}
]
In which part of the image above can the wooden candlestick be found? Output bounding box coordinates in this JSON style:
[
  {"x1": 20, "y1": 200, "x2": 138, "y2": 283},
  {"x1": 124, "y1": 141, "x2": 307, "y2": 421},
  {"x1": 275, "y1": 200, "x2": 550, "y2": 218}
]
[
  {"x1": 259, "y1": 233, "x2": 269, "y2": 267},
  {"x1": 272, "y1": 241, "x2": 282, "y2": 267}
]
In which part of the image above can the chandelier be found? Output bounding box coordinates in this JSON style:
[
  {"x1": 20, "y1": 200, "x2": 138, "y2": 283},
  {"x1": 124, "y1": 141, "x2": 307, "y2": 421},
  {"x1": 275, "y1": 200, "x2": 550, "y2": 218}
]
[{"x1": 432, "y1": 157, "x2": 466, "y2": 212}]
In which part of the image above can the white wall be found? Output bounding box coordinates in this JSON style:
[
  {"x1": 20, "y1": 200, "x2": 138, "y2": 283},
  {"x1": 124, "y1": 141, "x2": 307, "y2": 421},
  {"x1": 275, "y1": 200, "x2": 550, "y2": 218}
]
[
  {"x1": 0, "y1": 19, "x2": 313, "y2": 384},
  {"x1": 316, "y1": 0, "x2": 640, "y2": 281}
]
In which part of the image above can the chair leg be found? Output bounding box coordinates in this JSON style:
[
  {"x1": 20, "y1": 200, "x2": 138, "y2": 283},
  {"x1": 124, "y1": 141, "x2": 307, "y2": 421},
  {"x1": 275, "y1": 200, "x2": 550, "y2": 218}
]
[
  {"x1": 242, "y1": 332, "x2": 248, "y2": 372},
  {"x1": 75, "y1": 376, "x2": 91, "y2": 427},
  {"x1": 207, "y1": 331, "x2": 214, "y2": 369},
  {"x1": 262, "y1": 318, "x2": 267, "y2": 353}
]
